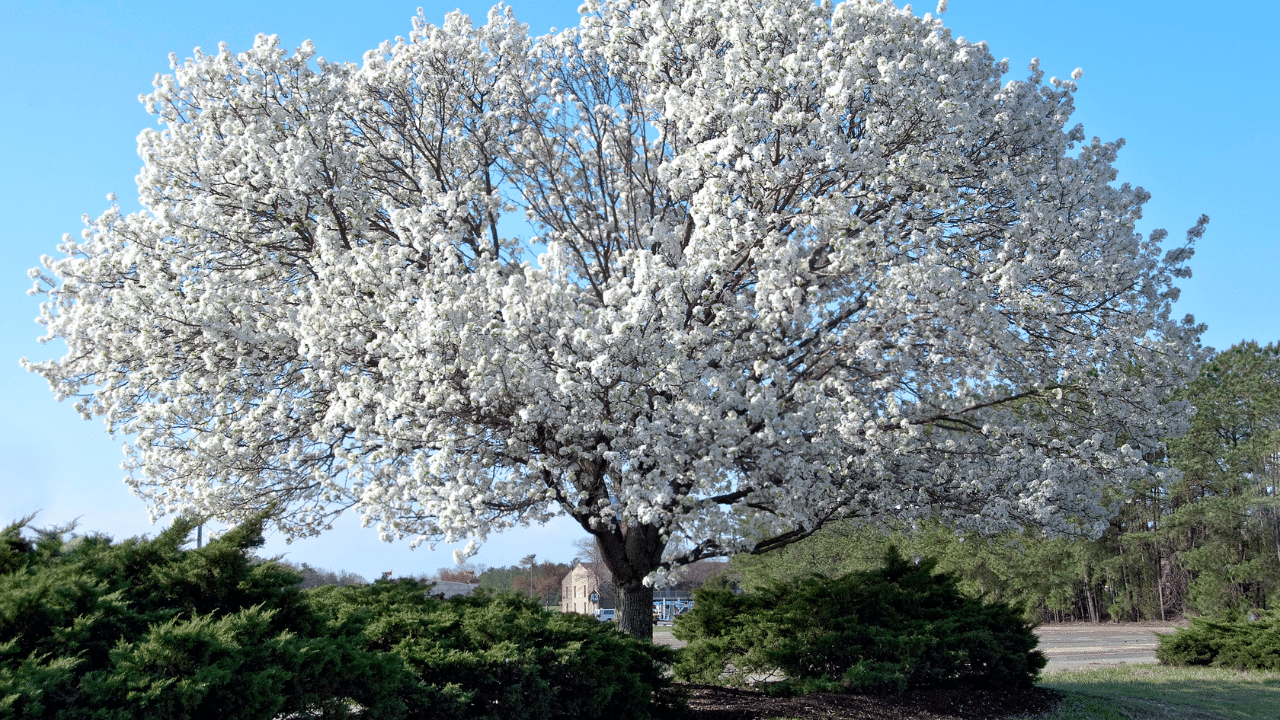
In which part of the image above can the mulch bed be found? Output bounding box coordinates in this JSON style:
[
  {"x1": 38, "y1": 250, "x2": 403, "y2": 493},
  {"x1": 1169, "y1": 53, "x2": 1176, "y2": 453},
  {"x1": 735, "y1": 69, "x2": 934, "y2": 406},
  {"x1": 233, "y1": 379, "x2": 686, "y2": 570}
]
[{"x1": 677, "y1": 682, "x2": 1064, "y2": 720}]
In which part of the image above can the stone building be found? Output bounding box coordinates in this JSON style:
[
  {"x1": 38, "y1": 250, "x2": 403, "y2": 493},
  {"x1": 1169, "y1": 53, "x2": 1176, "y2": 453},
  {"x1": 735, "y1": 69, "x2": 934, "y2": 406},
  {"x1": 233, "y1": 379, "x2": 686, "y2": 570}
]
[
  {"x1": 560, "y1": 562, "x2": 614, "y2": 615},
  {"x1": 559, "y1": 558, "x2": 729, "y2": 616}
]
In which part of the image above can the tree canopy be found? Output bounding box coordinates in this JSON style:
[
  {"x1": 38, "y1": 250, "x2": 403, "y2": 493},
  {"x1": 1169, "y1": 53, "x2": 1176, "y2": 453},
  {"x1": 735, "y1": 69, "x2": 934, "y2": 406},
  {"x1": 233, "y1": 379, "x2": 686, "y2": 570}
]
[{"x1": 27, "y1": 0, "x2": 1204, "y2": 637}]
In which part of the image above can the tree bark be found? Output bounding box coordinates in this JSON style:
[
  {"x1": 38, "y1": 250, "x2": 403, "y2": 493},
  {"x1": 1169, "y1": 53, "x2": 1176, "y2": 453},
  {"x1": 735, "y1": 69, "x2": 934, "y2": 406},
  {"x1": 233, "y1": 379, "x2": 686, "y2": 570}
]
[
  {"x1": 1156, "y1": 547, "x2": 1167, "y2": 622},
  {"x1": 1083, "y1": 567, "x2": 1099, "y2": 623},
  {"x1": 594, "y1": 520, "x2": 665, "y2": 641},
  {"x1": 616, "y1": 582, "x2": 655, "y2": 640}
]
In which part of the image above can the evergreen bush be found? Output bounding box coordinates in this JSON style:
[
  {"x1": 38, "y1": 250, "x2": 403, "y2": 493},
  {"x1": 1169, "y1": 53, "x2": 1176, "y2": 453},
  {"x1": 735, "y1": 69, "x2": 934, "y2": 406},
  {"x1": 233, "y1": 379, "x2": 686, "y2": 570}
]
[
  {"x1": 0, "y1": 515, "x2": 679, "y2": 719},
  {"x1": 306, "y1": 579, "x2": 678, "y2": 720},
  {"x1": 0, "y1": 514, "x2": 400, "y2": 719},
  {"x1": 672, "y1": 547, "x2": 1046, "y2": 694},
  {"x1": 1156, "y1": 611, "x2": 1280, "y2": 670}
]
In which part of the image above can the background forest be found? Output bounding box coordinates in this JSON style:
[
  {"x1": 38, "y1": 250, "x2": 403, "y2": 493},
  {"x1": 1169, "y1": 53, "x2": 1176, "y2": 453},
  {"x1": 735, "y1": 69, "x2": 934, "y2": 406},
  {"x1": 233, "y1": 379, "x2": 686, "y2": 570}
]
[
  {"x1": 282, "y1": 558, "x2": 576, "y2": 606},
  {"x1": 733, "y1": 341, "x2": 1280, "y2": 622}
]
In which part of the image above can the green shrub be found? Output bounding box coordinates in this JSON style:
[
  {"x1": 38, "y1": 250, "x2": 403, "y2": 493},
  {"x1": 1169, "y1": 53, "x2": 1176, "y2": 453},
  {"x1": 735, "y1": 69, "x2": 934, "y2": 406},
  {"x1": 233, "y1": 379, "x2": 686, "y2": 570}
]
[
  {"x1": 1156, "y1": 611, "x2": 1280, "y2": 670},
  {"x1": 0, "y1": 514, "x2": 680, "y2": 720},
  {"x1": 306, "y1": 580, "x2": 678, "y2": 720},
  {"x1": 672, "y1": 547, "x2": 1046, "y2": 695},
  {"x1": 0, "y1": 515, "x2": 403, "y2": 719}
]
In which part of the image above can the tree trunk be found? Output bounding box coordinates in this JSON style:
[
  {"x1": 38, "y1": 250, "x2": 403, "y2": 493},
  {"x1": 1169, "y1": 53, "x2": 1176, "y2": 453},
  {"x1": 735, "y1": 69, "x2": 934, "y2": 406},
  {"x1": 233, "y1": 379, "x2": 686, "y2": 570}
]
[
  {"x1": 1083, "y1": 567, "x2": 1099, "y2": 623},
  {"x1": 593, "y1": 520, "x2": 665, "y2": 642},
  {"x1": 1156, "y1": 548, "x2": 1167, "y2": 622},
  {"x1": 1119, "y1": 542, "x2": 1136, "y2": 621},
  {"x1": 1273, "y1": 513, "x2": 1279, "y2": 564},
  {"x1": 616, "y1": 581, "x2": 655, "y2": 640}
]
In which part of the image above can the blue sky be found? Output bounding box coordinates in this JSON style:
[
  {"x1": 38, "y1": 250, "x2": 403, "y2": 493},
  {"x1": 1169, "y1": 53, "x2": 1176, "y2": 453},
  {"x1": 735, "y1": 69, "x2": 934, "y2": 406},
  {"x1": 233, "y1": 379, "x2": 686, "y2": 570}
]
[{"x1": 1, "y1": 0, "x2": 1275, "y2": 579}]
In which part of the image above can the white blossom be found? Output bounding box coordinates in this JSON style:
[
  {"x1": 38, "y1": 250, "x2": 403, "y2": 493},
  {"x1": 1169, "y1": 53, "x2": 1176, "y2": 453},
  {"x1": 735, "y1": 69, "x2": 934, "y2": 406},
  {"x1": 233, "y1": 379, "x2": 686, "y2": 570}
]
[{"x1": 26, "y1": 0, "x2": 1205, "y2": 603}]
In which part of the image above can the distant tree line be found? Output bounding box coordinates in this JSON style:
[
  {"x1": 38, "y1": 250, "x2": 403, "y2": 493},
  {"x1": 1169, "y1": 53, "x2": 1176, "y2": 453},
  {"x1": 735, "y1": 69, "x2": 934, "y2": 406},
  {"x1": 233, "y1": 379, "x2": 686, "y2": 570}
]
[
  {"x1": 267, "y1": 549, "x2": 579, "y2": 606},
  {"x1": 407, "y1": 556, "x2": 575, "y2": 608},
  {"x1": 277, "y1": 561, "x2": 368, "y2": 589},
  {"x1": 261, "y1": 554, "x2": 573, "y2": 606},
  {"x1": 734, "y1": 341, "x2": 1280, "y2": 623}
]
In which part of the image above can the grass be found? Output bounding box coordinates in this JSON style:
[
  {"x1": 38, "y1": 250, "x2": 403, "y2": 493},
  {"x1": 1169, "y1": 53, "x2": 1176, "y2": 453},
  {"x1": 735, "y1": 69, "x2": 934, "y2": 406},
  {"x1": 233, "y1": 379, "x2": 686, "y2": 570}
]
[
  {"x1": 1012, "y1": 664, "x2": 1280, "y2": 720},
  {"x1": 760, "y1": 665, "x2": 1280, "y2": 720}
]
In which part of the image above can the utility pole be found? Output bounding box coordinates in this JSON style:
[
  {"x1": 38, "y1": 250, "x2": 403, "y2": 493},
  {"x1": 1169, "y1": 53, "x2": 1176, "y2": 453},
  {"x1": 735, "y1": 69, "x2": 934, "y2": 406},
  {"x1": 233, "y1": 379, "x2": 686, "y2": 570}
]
[{"x1": 521, "y1": 553, "x2": 537, "y2": 599}]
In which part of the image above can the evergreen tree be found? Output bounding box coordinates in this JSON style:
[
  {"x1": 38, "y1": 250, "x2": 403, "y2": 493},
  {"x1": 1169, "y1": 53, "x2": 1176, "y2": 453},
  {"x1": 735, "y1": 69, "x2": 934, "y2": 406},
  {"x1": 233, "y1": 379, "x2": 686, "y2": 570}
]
[{"x1": 1163, "y1": 341, "x2": 1280, "y2": 614}]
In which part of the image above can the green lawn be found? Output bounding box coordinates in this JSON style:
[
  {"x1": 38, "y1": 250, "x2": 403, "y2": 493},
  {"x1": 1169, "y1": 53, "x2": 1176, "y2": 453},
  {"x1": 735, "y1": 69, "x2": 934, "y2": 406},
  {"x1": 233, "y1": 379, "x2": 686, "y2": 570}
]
[{"x1": 1014, "y1": 665, "x2": 1280, "y2": 720}]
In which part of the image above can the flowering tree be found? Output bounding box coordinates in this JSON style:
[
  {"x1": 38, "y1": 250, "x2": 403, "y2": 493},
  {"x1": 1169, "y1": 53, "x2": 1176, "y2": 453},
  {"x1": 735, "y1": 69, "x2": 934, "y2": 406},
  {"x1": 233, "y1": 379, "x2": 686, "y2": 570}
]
[{"x1": 27, "y1": 0, "x2": 1206, "y2": 638}]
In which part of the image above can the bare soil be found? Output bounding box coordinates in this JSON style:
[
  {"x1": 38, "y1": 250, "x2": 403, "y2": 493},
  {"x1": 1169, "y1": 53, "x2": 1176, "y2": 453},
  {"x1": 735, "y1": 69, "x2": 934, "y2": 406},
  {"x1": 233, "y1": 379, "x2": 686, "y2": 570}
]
[{"x1": 676, "y1": 682, "x2": 1063, "y2": 720}]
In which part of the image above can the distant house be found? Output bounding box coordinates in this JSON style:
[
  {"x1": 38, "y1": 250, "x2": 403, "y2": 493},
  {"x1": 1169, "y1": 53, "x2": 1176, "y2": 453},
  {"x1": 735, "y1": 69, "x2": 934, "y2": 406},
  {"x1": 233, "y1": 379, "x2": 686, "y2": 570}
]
[
  {"x1": 560, "y1": 562, "x2": 614, "y2": 615},
  {"x1": 559, "y1": 559, "x2": 730, "y2": 616}
]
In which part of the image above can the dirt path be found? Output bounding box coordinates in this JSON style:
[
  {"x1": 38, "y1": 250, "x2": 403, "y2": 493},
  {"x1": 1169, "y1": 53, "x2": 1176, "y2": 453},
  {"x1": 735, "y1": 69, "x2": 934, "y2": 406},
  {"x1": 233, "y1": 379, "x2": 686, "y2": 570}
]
[{"x1": 653, "y1": 621, "x2": 1186, "y2": 673}]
